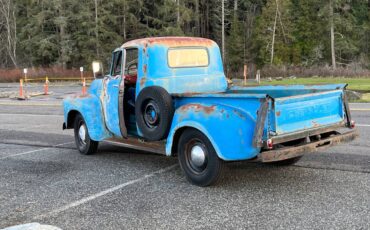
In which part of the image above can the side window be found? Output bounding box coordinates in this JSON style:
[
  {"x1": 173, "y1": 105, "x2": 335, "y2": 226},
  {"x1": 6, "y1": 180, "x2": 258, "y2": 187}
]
[
  {"x1": 111, "y1": 51, "x2": 123, "y2": 76},
  {"x1": 124, "y1": 48, "x2": 138, "y2": 76}
]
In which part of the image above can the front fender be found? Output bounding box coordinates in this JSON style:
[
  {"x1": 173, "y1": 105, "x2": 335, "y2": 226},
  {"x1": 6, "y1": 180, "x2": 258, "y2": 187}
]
[
  {"x1": 166, "y1": 103, "x2": 261, "y2": 161},
  {"x1": 63, "y1": 94, "x2": 112, "y2": 141}
]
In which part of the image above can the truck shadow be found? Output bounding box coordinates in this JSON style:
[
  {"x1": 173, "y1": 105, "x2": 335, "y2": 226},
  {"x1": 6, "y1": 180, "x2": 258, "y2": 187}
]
[
  {"x1": 93, "y1": 145, "x2": 322, "y2": 191},
  {"x1": 216, "y1": 160, "x2": 325, "y2": 191}
]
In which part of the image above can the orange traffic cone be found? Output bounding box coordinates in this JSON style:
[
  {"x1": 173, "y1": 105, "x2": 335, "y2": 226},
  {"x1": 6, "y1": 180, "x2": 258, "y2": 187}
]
[
  {"x1": 44, "y1": 77, "x2": 49, "y2": 95},
  {"x1": 82, "y1": 78, "x2": 87, "y2": 95},
  {"x1": 18, "y1": 79, "x2": 25, "y2": 100}
]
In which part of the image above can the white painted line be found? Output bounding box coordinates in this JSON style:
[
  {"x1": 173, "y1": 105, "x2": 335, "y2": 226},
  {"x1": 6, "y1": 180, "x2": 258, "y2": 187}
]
[
  {"x1": 351, "y1": 109, "x2": 370, "y2": 111},
  {"x1": 357, "y1": 124, "x2": 370, "y2": 127},
  {"x1": 34, "y1": 164, "x2": 178, "y2": 220},
  {"x1": 0, "y1": 141, "x2": 74, "y2": 160},
  {"x1": 0, "y1": 102, "x2": 60, "y2": 107},
  {"x1": 0, "y1": 113, "x2": 63, "y2": 117}
]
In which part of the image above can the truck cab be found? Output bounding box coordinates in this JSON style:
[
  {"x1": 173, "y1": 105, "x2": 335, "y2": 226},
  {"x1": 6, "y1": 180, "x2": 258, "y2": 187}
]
[{"x1": 63, "y1": 37, "x2": 358, "y2": 186}]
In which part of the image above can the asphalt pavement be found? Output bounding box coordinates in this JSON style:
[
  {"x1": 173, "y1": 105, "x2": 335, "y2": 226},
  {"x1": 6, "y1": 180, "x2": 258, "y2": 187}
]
[{"x1": 0, "y1": 83, "x2": 369, "y2": 229}]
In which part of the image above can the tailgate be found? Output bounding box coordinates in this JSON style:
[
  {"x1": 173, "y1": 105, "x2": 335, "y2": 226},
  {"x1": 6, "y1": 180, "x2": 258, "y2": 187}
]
[{"x1": 272, "y1": 90, "x2": 344, "y2": 135}]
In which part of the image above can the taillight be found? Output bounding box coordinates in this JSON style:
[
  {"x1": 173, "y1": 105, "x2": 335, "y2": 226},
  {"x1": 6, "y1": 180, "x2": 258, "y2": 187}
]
[
  {"x1": 267, "y1": 139, "x2": 273, "y2": 149},
  {"x1": 350, "y1": 120, "x2": 355, "y2": 129}
]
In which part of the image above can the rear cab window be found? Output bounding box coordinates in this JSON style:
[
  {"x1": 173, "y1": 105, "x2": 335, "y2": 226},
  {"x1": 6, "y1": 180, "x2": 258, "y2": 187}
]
[{"x1": 168, "y1": 47, "x2": 209, "y2": 68}]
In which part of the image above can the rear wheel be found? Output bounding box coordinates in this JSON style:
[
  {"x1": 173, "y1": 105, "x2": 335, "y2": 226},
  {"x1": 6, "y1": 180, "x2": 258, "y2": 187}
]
[
  {"x1": 178, "y1": 129, "x2": 224, "y2": 187},
  {"x1": 74, "y1": 114, "x2": 98, "y2": 155}
]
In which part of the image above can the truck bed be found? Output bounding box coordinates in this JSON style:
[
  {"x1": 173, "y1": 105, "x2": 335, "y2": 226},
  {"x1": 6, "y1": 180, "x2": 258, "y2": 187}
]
[{"x1": 175, "y1": 84, "x2": 349, "y2": 147}]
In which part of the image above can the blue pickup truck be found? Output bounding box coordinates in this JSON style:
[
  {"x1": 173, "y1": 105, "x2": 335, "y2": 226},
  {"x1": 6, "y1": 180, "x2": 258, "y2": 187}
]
[{"x1": 63, "y1": 37, "x2": 358, "y2": 186}]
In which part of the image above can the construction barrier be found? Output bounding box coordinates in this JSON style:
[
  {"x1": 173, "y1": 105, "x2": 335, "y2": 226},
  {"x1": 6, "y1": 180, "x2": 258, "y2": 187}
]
[
  {"x1": 43, "y1": 77, "x2": 49, "y2": 95},
  {"x1": 23, "y1": 77, "x2": 94, "y2": 83},
  {"x1": 82, "y1": 78, "x2": 87, "y2": 95},
  {"x1": 16, "y1": 76, "x2": 93, "y2": 100},
  {"x1": 18, "y1": 79, "x2": 25, "y2": 100}
]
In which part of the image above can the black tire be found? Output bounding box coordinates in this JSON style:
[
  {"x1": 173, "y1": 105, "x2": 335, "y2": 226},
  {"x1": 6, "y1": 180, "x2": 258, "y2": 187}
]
[
  {"x1": 178, "y1": 129, "x2": 224, "y2": 187},
  {"x1": 268, "y1": 156, "x2": 302, "y2": 166},
  {"x1": 73, "y1": 114, "x2": 99, "y2": 155},
  {"x1": 135, "y1": 86, "x2": 174, "y2": 141}
]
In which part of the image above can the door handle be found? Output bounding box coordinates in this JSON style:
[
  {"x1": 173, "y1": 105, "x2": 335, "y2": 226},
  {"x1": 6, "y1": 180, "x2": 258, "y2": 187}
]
[{"x1": 113, "y1": 85, "x2": 119, "y2": 88}]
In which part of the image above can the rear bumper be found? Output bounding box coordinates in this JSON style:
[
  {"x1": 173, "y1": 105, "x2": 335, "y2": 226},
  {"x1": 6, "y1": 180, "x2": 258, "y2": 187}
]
[{"x1": 259, "y1": 129, "x2": 358, "y2": 162}]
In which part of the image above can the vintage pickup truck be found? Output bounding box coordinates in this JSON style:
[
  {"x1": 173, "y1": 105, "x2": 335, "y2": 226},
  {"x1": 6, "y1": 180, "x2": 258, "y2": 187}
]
[{"x1": 63, "y1": 37, "x2": 358, "y2": 186}]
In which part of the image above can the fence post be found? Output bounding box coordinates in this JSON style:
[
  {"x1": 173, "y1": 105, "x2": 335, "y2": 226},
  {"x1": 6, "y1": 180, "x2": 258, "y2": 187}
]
[
  {"x1": 256, "y1": 70, "x2": 261, "y2": 84},
  {"x1": 80, "y1": 67, "x2": 84, "y2": 83}
]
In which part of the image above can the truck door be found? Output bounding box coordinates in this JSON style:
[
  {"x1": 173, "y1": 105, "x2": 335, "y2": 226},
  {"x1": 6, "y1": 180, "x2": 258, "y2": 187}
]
[{"x1": 103, "y1": 49, "x2": 127, "y2": 138}]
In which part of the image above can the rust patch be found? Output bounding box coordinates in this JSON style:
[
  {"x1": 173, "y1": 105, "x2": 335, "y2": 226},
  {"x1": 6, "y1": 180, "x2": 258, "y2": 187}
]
[
  {"x1": 143, "y1": 43, "x2": 147, "y2": 53},
  {"x1": 140, "y1": 77, "x2": 147, "y2": 87},
  {"x1": 233, "y1": 109, "x2": 246, "y2": 120},
  {"x1": 180, "y1": 104, "x2": 216, "y2": 115},
  {"x1": 260, "y1": 130, "x2": 358, "y2": 162},
  {"x1": 143, "y1": 64, "x2": 147, "y2": 74},
  {"x1": 311, "y1": 121, "x2": 320, "y2": 128},
  {"x1": 122, "y1": 37, "x2": 214, "y2": 48},
  {"x1": 172, "y1": 92, "x2": 201, "y2": 97},
  {"x1": 276, "y1": 111, "x2": 281, "y2": 117},
  {"x1": 203, "y1": 105, "x2": 216, "y2": 114}
]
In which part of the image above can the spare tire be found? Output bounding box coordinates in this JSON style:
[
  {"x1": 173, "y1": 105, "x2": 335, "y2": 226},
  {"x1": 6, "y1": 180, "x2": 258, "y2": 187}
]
[{"x1": 135, "y1": 86, "x2": 174, "y2": 141}]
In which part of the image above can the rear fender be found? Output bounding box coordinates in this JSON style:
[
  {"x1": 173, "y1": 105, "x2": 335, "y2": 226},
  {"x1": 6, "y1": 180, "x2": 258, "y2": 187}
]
[
  {"x1": 63, "y1": 94, "x2": 112, "y2": 141},
  {"x1": 166, "y1": 103, "x2": 261, "y2": 161}
]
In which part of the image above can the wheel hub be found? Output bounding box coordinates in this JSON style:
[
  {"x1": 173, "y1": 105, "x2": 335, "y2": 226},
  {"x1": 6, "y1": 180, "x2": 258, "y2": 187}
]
[
  {"x1": 190, "y1": 145, "x2": 206, "y2": 167},
  {"x1": 78, "y1": 125, "x2": 86, "y2": 144},
  {"x1": 144, "y1": 101, "x2": 160, "y2": 127}
]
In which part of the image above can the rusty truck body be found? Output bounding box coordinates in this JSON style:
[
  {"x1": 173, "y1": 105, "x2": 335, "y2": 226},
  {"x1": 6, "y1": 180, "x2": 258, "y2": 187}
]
[{"x1": 63, "y1": 37, "x2": 358, "y2": 186}]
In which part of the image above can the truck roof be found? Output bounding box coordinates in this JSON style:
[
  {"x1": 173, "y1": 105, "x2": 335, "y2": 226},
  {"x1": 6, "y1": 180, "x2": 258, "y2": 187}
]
[{"x1": 121, "y1": 36, "x2": 216, "y2": 48}]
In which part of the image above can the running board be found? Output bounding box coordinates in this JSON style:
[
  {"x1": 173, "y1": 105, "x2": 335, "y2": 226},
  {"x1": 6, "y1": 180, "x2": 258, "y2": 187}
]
[{"x1": 104, "y1": 137, "x2": 166, "y2": 155}]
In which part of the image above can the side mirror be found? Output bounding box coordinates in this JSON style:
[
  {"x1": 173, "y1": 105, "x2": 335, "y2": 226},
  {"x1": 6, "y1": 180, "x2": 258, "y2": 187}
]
[{"x1": 92, "y1": 61, "x2": 104, "y2": 79}]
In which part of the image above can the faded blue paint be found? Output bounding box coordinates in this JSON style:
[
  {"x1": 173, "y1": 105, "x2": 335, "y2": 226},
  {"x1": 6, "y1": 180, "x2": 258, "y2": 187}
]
[
  {"x1": 165, "y1": 98, "x2": 263, "y2": 161},
  {"x1": 230, "y1": 84, "x2": 346, "y2": 98},
  {"x1": 63, "y1": 37, "x2": 351, "y2": 162},
  {"x1": 63, "y1": 79, "x2": 112, "y2": 141},
  {"x1": 102, "y1": 76, "x2": 122, "y2": 137},
  {"x1": 128, "y1": 38, "x2": 228, "y2": 96},
  {"x1": 272, "y1": 90, "x2": 344, "y2": 135}
]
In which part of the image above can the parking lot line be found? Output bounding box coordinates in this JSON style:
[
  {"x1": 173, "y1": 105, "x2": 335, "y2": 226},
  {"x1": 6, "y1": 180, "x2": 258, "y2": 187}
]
[
  {"x1": 0, "y1": 141, "x2": 74, "y2": 160},
  {"x1": 357, "y1": 124, "x2": 370, "y2": 127},
  {"x1": 34, "y1": 164, "x2": 178, "y2": 220},
  {"x1": 0, "y1": 113, "x2": 63, "y2": 117},
  {"x1": 351, "y1": 109, "x2": 370, "y2": 111},
  {"x1": 0, "y1": 102, "x2": 60, "y2": 107}
]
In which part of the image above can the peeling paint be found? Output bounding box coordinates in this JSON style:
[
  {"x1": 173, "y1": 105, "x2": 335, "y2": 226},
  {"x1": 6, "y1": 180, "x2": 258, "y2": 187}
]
[
  {"x1": 123, "y1": 37, "x2": 215, "y2": 48},
  {"x1": 233, "y1": 109, "x2": 246, "y2": 120},
  {"x1": 179, "y1": 104, "x2": 216, "y2": 115},
  {"x1": 140, "y1": 77, "x2": 147, "y2": 88},
  {"x1": 143, "y1": 64, "x2": 147, "y2": 74}
]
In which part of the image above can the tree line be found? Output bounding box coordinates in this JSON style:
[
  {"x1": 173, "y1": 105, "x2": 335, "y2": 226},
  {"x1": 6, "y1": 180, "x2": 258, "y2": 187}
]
[{"x1": 0, "y1": 0, "x2": 369, "y2": 75}]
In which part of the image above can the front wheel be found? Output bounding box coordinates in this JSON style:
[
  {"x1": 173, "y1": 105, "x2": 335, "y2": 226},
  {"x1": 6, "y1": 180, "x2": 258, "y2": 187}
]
[
  {"x1": 74, "y1": 114, "x2": 99, "y2": 155},
  {"x1": 178, "y1": 129, "x2": 224, "y2": 187}
]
